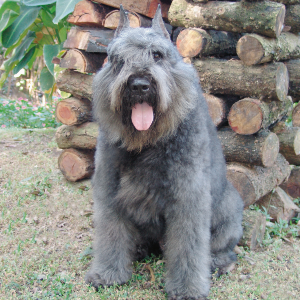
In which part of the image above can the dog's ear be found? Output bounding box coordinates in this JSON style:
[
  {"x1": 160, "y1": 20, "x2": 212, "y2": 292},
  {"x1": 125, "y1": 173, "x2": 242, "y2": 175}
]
[
  {"x1": 114, "y1": 5, "x2": 130, "y2": 37},
  {"x1": 151, "y1": 4, "x2": 170, "y2": 40}
]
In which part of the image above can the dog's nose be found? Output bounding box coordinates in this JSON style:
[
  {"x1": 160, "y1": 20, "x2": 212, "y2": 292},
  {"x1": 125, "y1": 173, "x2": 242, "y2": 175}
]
[{"x1": 129, "y1": 78, "x2": 150, "y2": 94}]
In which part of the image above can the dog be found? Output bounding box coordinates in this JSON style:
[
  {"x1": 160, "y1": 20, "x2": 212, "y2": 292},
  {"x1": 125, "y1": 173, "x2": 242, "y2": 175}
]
[{"x1": 85, "y1": 5, "x2": 244, "y2": 300}]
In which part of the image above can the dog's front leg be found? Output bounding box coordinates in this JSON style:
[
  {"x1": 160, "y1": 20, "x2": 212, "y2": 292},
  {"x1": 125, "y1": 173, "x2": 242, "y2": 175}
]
[{"x1": 164, "y1": 183, "x2": 212, "y2": 300}]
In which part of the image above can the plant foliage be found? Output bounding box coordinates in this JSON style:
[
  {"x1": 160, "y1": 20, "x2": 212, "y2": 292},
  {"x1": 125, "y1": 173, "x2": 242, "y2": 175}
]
[{"x1": 0, "y1": 0, "x2": 80, "y2": 98}]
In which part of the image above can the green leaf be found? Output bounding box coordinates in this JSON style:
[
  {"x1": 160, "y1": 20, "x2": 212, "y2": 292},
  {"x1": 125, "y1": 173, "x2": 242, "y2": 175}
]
[
  {"x1": 40, "y1": 67, "x2": 55, "y2": 91},
  {"x1": 4, "y1": 29, "x2": 29, "y2": 57},
  {"x1": 0, "y1": 1, "x2": 20, "y2": 15},
  {"x1": 0, "y1": 10, "x2": 19, "y2": 33},
  {"x1": 40, "y1": 9, "x2": 57, "y2": 28},
  {"x1": 23, "y1": 0, "x2": 56, "y2": 5},
  {"x1": 43, "y1": 44, "x2": 62, "y2": 75},
  {"x1": 13, "y1": 46, "x2": 37, "y2": 75},
  {"x1": 2, "y1": 6, "x2": 40, "y2": 48},
  {"x1": 53, "y1": 0, "x2": 81, "y2": 24},
  {"x1": 58, "y1": 27, "x2": 67, "y2": 42}
]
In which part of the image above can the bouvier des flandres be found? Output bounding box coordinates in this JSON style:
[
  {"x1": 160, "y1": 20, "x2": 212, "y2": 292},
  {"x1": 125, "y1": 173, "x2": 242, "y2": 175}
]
[{"x1": 85, "y1": 5, "x2": 243, "y2": 299}]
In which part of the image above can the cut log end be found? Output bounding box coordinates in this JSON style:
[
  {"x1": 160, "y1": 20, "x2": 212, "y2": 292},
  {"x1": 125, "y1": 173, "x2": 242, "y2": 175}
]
[
  {"x1": 275, "y1": 6, "x2": 286, "y2": 38},
  {"x1": 262, "y1": 132, "x2": 280, "y2": 168},
  {"x1": 104, "y1": 10, "x2": 140, "y2": 29},
  {"x1": 236, "y1": 35, "x2": 264, "y2": 66}
]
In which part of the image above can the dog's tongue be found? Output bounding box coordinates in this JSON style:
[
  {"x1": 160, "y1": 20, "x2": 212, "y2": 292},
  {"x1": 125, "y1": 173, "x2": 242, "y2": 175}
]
[{"x1": 131, "y1": 102, "x2": 154, "y2": 131}]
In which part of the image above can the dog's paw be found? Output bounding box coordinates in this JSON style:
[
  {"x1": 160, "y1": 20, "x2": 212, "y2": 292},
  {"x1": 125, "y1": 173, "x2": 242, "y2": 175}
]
[
  {"x1": 168, "y1": 295, "x2": 207, "y2": 300},
  {"x1": 85, "y1": 272, "x2": 107, "y2": 291}
]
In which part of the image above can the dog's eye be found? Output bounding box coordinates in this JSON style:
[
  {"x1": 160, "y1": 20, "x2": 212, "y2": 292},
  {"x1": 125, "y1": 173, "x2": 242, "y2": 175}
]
[{"x1": 153, "y1": 51, "x2": 162, "y2": 62}]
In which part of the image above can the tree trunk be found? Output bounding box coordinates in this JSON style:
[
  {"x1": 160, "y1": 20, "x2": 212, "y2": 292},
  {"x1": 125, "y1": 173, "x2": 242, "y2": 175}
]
[
  {"x1": 218, "y1": 128, "x2": 279, "y2": 167},
  {"x1": 280, "y1": 166, "x2": 300, "y2": 198},
  {"x1": 236, "y1": 33, "x2": 300, "y2": 66},
  {"x1": 55, "y1": 97, "x2": 93, "y2": 125},
  {"x1": 55, "y1": 122, "x2": 98, "y2": 149},
  {"x1": 228, "y1": 97, "x2": 293, "y2": 135},
  {"x1": 272, "y1": 124, "x2": 300, "y2": 165},
  {"x1": 285, "y1": 5, "x2": 300, "y2": 33},
  {"x1": 92, "y1": 0, "x2": 170, "y2": 18},
  {"x1": 168, "y1": 0, "x2": 285, "y2": 38},
  {"x1": 58, "y1": 148, "x2": 95, "y2": 182},
  {"x1": 284, "y1": 59, "x2": 300, "y2": 102},
  {"x1": 56, "y1": 70, "x2": 94, "y2": 100},
  {"x1": 63, "y1": 27, "x2": 115, "y2": 53},
  {"x1": 67, "y1": 0, "x2": 113, "y2": 27},
  {"x1": 238, "y1": 209, "x2": 266, "y2": 250},
  {"x1": 226, "y1": 154, "x2": 290, "y2": 207},
  {"x1": 292, "y1": 102, "x2": 300, "y2": 127},
  {"x1": 193, "y1": 58, "x2": 289, "y2": 102},
  {"x1": 257, "y1": 187, "x2": 300, "y2": 222},
  {"x1": 203, "y1": 94, "x2": 238, "y2": 127},
  {"x1": 176, "y1": 28, "x2": 240, "y2": 58},
  {"x1": 60, "y1": 49, "x2": 106, "y2": 73}
]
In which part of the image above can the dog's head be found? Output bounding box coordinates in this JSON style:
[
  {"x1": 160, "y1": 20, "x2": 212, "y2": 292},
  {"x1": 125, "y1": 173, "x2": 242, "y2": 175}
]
[{"x1": 93, "y1": 5, "x2": 199, "y2": 151}]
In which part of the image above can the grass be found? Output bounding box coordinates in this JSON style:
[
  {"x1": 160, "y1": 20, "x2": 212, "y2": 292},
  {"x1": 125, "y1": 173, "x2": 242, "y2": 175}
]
[{"x1": 1, "y1": 128, "x2": 300, "y2": 299}]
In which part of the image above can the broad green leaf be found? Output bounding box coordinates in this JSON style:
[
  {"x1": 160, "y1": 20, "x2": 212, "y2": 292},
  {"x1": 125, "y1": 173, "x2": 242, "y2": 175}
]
[
  {"x1": 0, "y1": 10, "x2": 19, "y2": 33},
  {"x1": 43, "y1": 44, "x2": 62, "y2": 75},
  {"x1": 13, "y1": 46, "x2": 37, "y2": 74},
  {"x1": 53, "y1": 0, "x2": 81, "y2": 24},
  {"x1": 4, "y1": 29, "x2": 29, "y2": 57},
  {"x1": 58, "y1": 27, "x2": 67, "y2": 42},
  {"x1": 40, "y1": 67, "x2": 55, "y2": 91},
  {"x1": 40, "y1": 9, "x2": 57, "y2": 28},
  {"x1": 23, "y1": 0, "x2": 56, "y2": 5},
  {"x1": 0, "y1": 1, "x2": 20, "y2": 15},
  {"x1": 2, "y1": 6, "x2": 40, "y2": 48},
  {"x1": 0, "y1": 73, "x2": 9, "y2": 89}
]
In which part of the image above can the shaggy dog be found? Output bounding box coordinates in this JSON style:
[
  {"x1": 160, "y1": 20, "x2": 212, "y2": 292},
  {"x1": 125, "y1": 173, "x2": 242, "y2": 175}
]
[{"x1": 85, "y1": 6, "x2": 244, "y2": 300}]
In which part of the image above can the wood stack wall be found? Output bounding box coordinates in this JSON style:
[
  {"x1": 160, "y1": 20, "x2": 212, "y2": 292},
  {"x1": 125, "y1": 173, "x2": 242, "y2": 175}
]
[{"x1": 54, "y1": 0, "x2": 300, "y2": 244}]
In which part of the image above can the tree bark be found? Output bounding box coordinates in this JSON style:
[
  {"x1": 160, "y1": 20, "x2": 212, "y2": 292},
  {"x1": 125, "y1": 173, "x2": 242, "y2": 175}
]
[
  {"x1": 56, "y1": 70, "x2": 94, "y2": 100},
  {"x1": 236, "y1": 33, "x2": 300, "y2": 66},
  {"x1": 285, "y1": 5, "x2": 300, "y2": 33},
  {"x1": 58, "y1": 148, "x2": 95, "y2": 182},
  {"x1": 218, "y1": 128, "x2": 279, "y2": 167},
  {"x1": 238, "y1": 209, "x2": 266, "y2": 250},
  {"x1": 193, "y1": 58, "x2": 289, "y2": 102},
  {"x1": 203, "y1": 94, "x2": 238, "y2": 127},
  {"x1": 280, "y1": 166, "x2": 300, "y2": 198},
  {"x1": 272, "y1": 124, "x2": 300, "y2": 165},
  {"x1": 226, "y1": 154, "x2": 290, "y2": 207},
  {"x1": 67, "y1": 0, "x2": 112, "y2": 27},
  {"x1": 92, "y1": 0, "x2": 170, "y2": 18},
  {"x1": 168, "y1": 0, "x2": 285, "y2": 38},
  {"x1": 63, "y1": 27, "x2": 115, "y2": 53},
  {"x1": 292, "y1": 102, "x2": 300, "y2": 127},
  {"x1": 60, "y1": 49, "x2": 106, "y2": 73},
  {"x1": 55, "y1": 97, "x2": 93, "y2": 125},
  {"x1": 55, "y1": 122, "x2": 98, "y2": 149},
  {"x1": 228, "y1": 97, "x2": 293, "y2": 135},
  {"x1": 257, "y1": 187, "x2": 300, "y2": 222},
  {"x1": 284, "y1": 59, "x2": 300, "y2": 102},
  {"x1": 176, "y1": 28, "x2": 240, "y2": 58}
]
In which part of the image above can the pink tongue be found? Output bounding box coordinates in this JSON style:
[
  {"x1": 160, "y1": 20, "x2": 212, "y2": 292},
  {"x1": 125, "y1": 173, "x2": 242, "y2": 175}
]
[{"x1": 131, "y1": 102, "x2": 154, "y2": 131}]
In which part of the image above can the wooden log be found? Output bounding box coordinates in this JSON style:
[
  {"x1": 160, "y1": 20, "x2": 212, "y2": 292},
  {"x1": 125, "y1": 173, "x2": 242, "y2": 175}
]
[
  {"x1": 63, "y1": 27, "x2": 115, "y2": 53},
  {"x1": 284, "y1": 59, "x2": 300, "y2": 102},
  {"x1": 56, "y1": 70, "x2": 93, "y2": 101},
  {"x1": 193, "y1": 58, "x2": 289, "y2": 102},
  {"x1": 55, "y1": 122, "x2": 98, "y2": 149},
  {"x1": 176, "y1": 28, "x2": 240, "y2": 58},
  {"x1": 236, "y1": 33, "x2": 300, "y2": 66},
  {"x1": 228, "y1": 97, "x2": 293, "y2": 135},
  {"x1": 226, "y1": 154, "x2": 290, "y2": 207},
  {"x1": 168, "y1": 0, "x2": 285, "y2": 38},
  {"x1": 257, "y1": 187, "x2": 300, "y2": 222},
  {"x1": 92, "y1": 0, "x2": 170, "y2": 19},
  {"x1": 238, "y1": 209, "x2": 266, "y2": 250},
  {"x1": 272, "y1": 0, "x2": 300, "y2": 4},
  {"x1": 272, "y1": 124, "x2": 300, "y2": 165},
  {"x1": 55, "y1": 97, "x2": 93, "y2": 126},
  {"x1": 203, "y1": 94, "x2": 238, "y2": 127},
  {"x1": 67, "y1": 0, "x2": 112, "y2": 27},
  {"x1": 292, "y1": 102, "x2": 300, "y2": 127},
  {"x1": 60, "y1": 49, "x2": 106, "y2": 73},
  {"x1": 58, "y1": 148, "x2": 95, "y2": 182},
  {"x1": 218, "y1": 128, "x2": 279, "y2": 167},
  {"x1": 280, "y1": 166, "x2": 300, "y2": 198},
  {"x1": 285, "y1": 5, "x2": 300, "y2": 33}
]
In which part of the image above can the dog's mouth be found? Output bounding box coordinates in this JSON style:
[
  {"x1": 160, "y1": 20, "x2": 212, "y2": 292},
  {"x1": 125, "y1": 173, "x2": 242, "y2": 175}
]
[{"x1": 131, "y1": 102, "x2": 154, "y2": 131}]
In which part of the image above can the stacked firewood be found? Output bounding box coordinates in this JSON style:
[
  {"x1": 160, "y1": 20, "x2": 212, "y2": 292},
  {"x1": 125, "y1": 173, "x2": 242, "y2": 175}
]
[{"x1": 55, "y1": 0, "x2": 300, "y2": 248}]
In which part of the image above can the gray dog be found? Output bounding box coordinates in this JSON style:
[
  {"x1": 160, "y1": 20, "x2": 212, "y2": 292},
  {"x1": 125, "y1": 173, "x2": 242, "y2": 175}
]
[{"x1": 85, "y1": 5, "x2": 243, "y2": 300}]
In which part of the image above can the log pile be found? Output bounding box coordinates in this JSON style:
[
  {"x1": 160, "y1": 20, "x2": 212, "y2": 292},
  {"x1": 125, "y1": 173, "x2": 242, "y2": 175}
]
[{"x1": 54, "y1": 0, "x2": 300, "y2": 237}]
